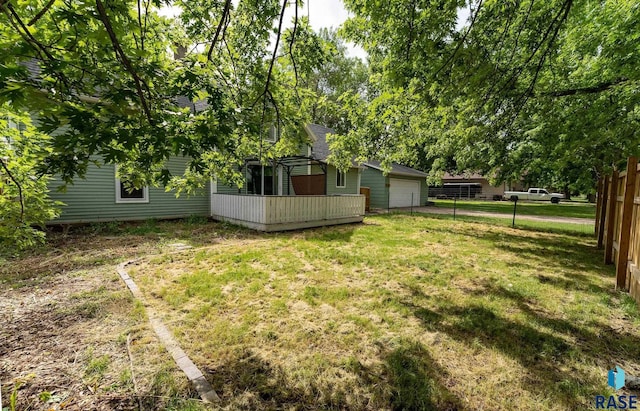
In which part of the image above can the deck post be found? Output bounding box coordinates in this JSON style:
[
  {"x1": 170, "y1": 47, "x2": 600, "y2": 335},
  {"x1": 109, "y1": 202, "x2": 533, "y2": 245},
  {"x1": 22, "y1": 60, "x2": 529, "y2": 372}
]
[
  {"x1": 616, "y1": 157, "x2": 638, "y2": 289},
  {"x1": 604, "y1": 171, "x2": 619, "y2": 264}
]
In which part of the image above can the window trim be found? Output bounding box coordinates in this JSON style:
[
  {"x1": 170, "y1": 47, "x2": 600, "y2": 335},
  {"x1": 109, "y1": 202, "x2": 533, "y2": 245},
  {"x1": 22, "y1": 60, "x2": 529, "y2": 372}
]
[
  {"x1": 265, "y1": 125, "x2": 278, "y2": 143},
  {"x1": 115, "y1": 166, "x2": 149, "y2": 204},
  {"x1": 336, "y1": 169, "x2": 346, "y2": 188}
]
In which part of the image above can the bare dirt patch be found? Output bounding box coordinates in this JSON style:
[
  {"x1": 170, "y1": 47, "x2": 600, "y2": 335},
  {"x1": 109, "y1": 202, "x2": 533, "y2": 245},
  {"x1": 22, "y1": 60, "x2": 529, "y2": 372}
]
[
  {"x1": 0, "y1": 267, "x2": 141, "y2": 410},
  {"x1": 0, "y1": 222, "x2": 225, "y2": 410}
]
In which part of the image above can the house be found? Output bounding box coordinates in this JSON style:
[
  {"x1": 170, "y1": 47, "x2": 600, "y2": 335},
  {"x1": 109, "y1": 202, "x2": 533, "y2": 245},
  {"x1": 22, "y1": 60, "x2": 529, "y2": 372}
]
[
  {"x1": 431, "y1": 172, "x2": 525, "y2": 200},
  {"x1": 48, "y1": 124, "x2": 366, "y2": 231},
  {"x1": 210, "y1": 124, "x2": 364, "y2": 231},
  {"x1": 360, "y1": 161, "x2": 429, "y2": 209},
  {"x1": 214, "y1": 124, "x2": 361, "y2": 197},
  {"x1": 48, "y1": 157, "x2": 211, "y2": 223}
]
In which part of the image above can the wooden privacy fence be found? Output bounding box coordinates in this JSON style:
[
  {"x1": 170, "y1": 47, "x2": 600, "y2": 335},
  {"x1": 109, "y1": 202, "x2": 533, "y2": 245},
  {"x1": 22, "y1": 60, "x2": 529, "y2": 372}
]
[{"x1": 595, "y1": 156, "x2": 640, "y2": 303}]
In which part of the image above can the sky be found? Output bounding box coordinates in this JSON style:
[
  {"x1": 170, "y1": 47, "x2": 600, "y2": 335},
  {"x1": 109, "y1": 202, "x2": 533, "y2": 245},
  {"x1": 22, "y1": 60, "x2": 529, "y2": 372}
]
[
  {"x1": 160, "y1": 0, "x2": 368, "y2": 61},
  {"x1": 161, "y1": 1, "x2": 472, "y2": 62},
  {"x1": 298, "y1": 0, "x2": 367, "y2": 60}
]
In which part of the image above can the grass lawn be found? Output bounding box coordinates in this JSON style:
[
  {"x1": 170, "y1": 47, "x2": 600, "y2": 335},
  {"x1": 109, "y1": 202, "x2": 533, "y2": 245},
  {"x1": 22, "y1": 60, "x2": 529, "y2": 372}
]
[
  {"x1": 422, "y1": 213, "x2": 595, "y2": 236},
  {"x1": 430, "y1": 199, "x2": 596, "y2": 219},
  {"x1": 123, "y1": 214, "x2": 639, "y2": 410}
]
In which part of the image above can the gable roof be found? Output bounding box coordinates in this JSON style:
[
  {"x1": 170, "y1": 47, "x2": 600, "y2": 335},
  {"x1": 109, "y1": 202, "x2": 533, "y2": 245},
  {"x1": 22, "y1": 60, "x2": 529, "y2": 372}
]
[
  {"x1": 304, "y1": 123, "x2": 365, "y2": 168},
  {"x1": 304, "y1": 123, "x2": 334, "y2": 161},
  {"x1": 363, "y1": 160, "x2": 428, "y2": 178}
]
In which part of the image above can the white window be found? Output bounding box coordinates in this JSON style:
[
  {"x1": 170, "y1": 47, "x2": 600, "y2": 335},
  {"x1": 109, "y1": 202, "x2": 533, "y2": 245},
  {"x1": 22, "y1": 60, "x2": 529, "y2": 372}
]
[
  {"x1": 266, "y1": 125, "x2": 278, "y2": 143},
  {"x1": 115, "y1": 166, "x2": 149, "y2": 203},
  {"x1": 336, "y1": 169, "x2": 346, "y2": 188}
]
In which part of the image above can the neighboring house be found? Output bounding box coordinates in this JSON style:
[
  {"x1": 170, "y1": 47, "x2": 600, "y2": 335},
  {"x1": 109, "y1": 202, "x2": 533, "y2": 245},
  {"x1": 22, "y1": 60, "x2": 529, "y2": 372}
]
[
  {"x1": 361, "y1": 161, "x2": 429, "y2": 209},
  {"x1": 432, "y1": 173, "x2": 525, "y2": 200},
  {"x1": 49, "y1": 124, "x2": 366, "y2": 231}
]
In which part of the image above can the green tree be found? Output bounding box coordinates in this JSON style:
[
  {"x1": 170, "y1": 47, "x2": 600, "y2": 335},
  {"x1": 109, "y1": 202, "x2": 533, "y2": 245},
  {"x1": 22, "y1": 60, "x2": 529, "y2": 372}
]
[
  {"x1": 1, "y1": 106, "x2": 61, "y2": 249},
  {"x1": 306, "y1": 28, "x2": 369, "y2": 133},
  {"x1": 0, "y1": 0, "x2": 318, "y2": 188},
  {"x1": 334, "y1": 0, "x2": 639, "y2": 191},
  {"x1": 0, "y1": 0, "x2": 325, "y2": 246}
]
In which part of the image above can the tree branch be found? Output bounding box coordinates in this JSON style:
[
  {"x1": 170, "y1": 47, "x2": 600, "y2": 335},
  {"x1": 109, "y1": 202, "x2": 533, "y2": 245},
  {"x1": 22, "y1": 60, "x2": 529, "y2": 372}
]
[
  {"x1": 27, "y1": 0, "x2": 56, "y2": 26},
  {"x1": 95, "y1": 0, "x2": 153, "y2": 123},
  {"x1": 288, "y1": 0, "x2": 299, "y2": 89},
  {"x1": 406, "y1": 0, "x2": 416, "y2": 61},
  {"x1": 541, "y1": 77, "x2": 632, "y2": 97},
  {"x1": 0, "y1": 157, "x2": 25, "y2": 222},
  {"x1": 252, "y1": 0, "x2": 288, "y2": 108},
  {"x1": 433, "y1": 0, "x2": 484, "y2": 78},
  {"x1": 137, "y1": 0, "x2": 144, "y2": 50},
  {"x1": 495, "y1": 0, "x2": 572, "y2": 100},
  {"x1": 481, "y1": 0, "x2": 535, "y2": 103},
  {"x1": 512, "y1": 0, "x2": 572, "y2": 110},
  {"x1": 207, "y1": 0, "x2": 232, "y2": 61},
  {"x1": 1, "y1": 2, "x2": 74, "y2": 93}
]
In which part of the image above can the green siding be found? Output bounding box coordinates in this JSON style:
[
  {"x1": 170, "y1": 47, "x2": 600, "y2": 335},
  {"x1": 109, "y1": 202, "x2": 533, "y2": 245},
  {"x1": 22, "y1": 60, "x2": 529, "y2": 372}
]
[
  {"x1": 326, "y1": 166, "x2": 359, "y2": 195},
  {"x1": 49, "y1": 157, "x2": 210, "y2": 223},
  {"x1": 361, "y1": 167, "x2": 429, "y2": 208},
  {"x1": 216, "y1": 164, "x2": 245, "y2": 194},
  {"x1": 217, "y1": 182, "x2": 242, "y2": 194},
  {"x1": 361, "y1": 167, "x2": 389, "y2": 208}
]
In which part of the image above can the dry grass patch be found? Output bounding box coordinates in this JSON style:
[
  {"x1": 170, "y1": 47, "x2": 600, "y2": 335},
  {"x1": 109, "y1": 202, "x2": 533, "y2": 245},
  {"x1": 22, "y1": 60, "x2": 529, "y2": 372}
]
[
  {"x1": 0, "y1": 264, "x2": 203, "y2": 410},
  {"x1": 128, "y1": 214, "x2": 640, "y2": 410}
]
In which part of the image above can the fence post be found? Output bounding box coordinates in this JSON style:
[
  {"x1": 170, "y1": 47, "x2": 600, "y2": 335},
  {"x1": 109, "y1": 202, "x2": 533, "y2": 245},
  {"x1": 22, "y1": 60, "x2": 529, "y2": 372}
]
[
  {"x1": 604, "y1": 171, "x2": 619, "y2": 264},
  {"x1": 453, "y1": 196, "x2": 457, "y2": 221},
  {"x1": 411, "y1": 193, "x2": 414, "y2": 215},
  {"x1": 616, "y1": 157, "x2": 638, "y2": 290},
  {"x1": 597, "y1": 176, "x2": 609, "y2": 249},
  {"x1": 595, "y1": 177, "x2": 603, "y2": 237}
]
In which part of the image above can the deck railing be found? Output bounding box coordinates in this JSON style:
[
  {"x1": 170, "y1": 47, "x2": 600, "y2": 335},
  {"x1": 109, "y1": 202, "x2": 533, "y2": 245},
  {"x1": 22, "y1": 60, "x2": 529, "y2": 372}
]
[{"x1": 211, "y1": 194, "x2": 365, "y2": 231}]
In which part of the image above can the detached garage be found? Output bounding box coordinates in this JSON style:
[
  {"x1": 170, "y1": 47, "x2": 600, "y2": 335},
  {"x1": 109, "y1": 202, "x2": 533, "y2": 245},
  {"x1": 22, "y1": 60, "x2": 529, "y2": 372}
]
[
  {"x1": 389, "y1": 178, "x2": 421, "y2": 207},
  {"x1": 361, "y1": 161, "x2": 429, "y2": 209}
]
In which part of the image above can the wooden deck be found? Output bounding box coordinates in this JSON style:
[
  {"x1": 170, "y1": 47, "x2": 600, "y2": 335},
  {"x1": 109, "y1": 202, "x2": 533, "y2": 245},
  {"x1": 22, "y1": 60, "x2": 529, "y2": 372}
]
[{"x1": 210, "y1": 194, "x2": 366, "y2": 231}]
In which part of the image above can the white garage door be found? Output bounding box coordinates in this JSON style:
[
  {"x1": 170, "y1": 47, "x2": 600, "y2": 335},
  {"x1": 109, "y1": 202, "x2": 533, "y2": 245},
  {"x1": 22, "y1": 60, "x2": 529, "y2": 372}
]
[{"x1": 389, "y1": 178, "x2": 421, "y2": 208}]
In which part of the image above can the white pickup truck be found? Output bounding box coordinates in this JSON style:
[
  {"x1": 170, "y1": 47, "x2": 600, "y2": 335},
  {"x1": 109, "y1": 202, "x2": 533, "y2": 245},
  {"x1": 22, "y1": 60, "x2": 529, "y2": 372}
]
[{"x1": 503, "y1": 188, "x2": 564, "y2": 203}]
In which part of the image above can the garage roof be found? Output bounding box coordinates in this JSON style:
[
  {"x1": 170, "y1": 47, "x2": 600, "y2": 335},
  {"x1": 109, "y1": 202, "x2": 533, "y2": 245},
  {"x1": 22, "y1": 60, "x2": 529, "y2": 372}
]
[{"x1": 364, "y1": 161, "x2": 428, "y2": 178}]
